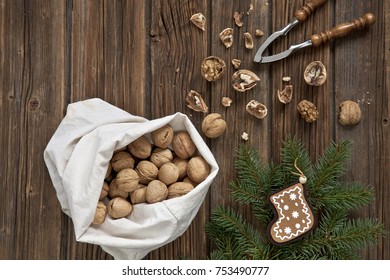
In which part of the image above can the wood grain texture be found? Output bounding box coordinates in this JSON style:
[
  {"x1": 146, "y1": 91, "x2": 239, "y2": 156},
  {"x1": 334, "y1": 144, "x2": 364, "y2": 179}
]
[{"x1": 0, "y1": 0, "x2": 388, "y2": 260}]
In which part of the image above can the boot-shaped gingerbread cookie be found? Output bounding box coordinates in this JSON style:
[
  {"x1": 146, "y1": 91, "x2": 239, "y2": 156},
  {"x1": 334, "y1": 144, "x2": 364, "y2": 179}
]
[{"x1": 267, "y1": 183, "x2": 315, "y2": 245}]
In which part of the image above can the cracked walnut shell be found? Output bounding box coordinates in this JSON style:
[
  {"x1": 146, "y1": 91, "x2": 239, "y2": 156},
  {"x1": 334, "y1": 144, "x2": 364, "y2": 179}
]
[
  {"x1": 277, "y1": 85, "x2": 293, "y2": 104},
  {"x1": 297, "y1": 100, "x2": 319, "y2": 123},
  {"x1": 232, "y1": 70, "x2": 260, "y2": 92},
  {"x1": 219, "y1": 28, "x2": 233, "y2": 48},
  {"x1": 244, "y1": 32, "x2": 254, "y2": 49},
  {"x1": 186, "y1": 90, "x2": 208, "y2": 113},
  {"x1": 190, "y1": 13, "x2": 206, "y2": 31},
  {"x1": 201, "y1": 56, "x2": 226, "y2": 82},
  {"x1": 246, "y1": 100, "x2": 268, "y2": 119},
  {"x1": 304, "y1": 61, "x2": 327, "y2": 86}
]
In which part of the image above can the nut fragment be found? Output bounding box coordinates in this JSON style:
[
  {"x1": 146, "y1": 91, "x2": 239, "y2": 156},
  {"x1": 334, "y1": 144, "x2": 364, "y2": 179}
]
[
  {"x1": 172, "y1": 131, "x2": 196, "y2": 159},
  {"x1": 201, "y1": 113, "x2": 227, "y2": 138},
  {"x1": 244, "y1": 32, "x2": 254, "y2": 49},
  {"x1": 146, "y1": 180, "x2": 168, "y2": 204},
  {"x1": 168, "y1": 182, "x2": 195, "y2": 199},
  {"x1": 339, "y1": 100, "x2": 361, "y2": 125},
  {"x1": 116, "y1": 168, "x2": 140, "y2": 192},
  {"x1": 255, "y1": 29, "x2": 264, "y2": 37},
  {"x1": 231, "y1": 59, "x2": 241, "y2": 69},
  {"x1": 190, "y1": 13, "x2": 206, "y2": 31},
  {"x1": 246, "y1": 100, "x2": 268, "y2": 119},
  {"x1": 201, "y1": 56, "x2": 226, "y2": 82},
  {"x1": 187, "y1": 156, "x2": 210, "y2": 183},
  {"x1": 92, "y1": 201, "x2": 107, "y2": 225},
  {"x1": 297, "y1": 100, "x2": 319, "y2": 123},
  {"x1": 107, "y1": 197, "x2": 133, "y2": 219},
  {"x1": 233, "y1": 12, "x2": 244, "y2": 27},
  {"x1": 158, "y1": 162, "x2": 179, "y2": 185},
  {"x1": 304, "y1": 61, "x2": 327, "y2": 86},
  {"x1": 222, "y1": 97, "x2": 233, "y2": 107},
  {"x1": 186, "y1": 90, "x2": 208, "y2": 113},
  {"x1": 151, "y1": 125, "x2": 174, "y2": 149},
  {"x1": 128, "y1": 135, "x2": 152, "y2": 159},
  {"x1": 232, "y1": 70, "x2": 260, "y2": 92},
  {"x1": 282, "y1": 76, "x2": 291, "y2": 82},
  {"x1": 219, "y1": 28, "x2": 233, "y2": 48},
  {"x1": 277, "y1": 85, "x2": 293, "y2": 104}
]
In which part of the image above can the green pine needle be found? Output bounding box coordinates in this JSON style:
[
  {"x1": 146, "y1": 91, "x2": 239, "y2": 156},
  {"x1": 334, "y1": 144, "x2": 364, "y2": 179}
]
[{"x1": 207, "y1": 139, "x2": 385, "y2": 260}]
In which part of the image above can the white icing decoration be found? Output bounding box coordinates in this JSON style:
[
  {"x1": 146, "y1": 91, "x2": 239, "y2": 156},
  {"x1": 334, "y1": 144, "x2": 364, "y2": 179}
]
[
  {"x1": 284, "y1": 205, "x2": 289, "y2": 210},
  {"x1": 292, "y1": 211, "x2": 299, "y2": 219},
  {"x1": 287, "y1": 217, "x2": 290, "y2": 221},
  {"x1": 271, "y1": 184, "x2": 313, "y2": 241},
  {"x1": 295, "y1": 223, "x2": 301, "y2": 229}
]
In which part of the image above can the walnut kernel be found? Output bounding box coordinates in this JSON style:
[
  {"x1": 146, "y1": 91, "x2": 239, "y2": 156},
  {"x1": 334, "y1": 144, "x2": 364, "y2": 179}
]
[
  {"x1": 255, "y1": 29, "x2": 264, "y2": 37},
  {"x1": 231, "y1": 59, "x2": 241, "y2": 69},
  {"x1": 222, "y1": 97, "x2": 233, "y2": 107},
  {"x1": 233, "y1": 12, "x2": 244, "y2": 27},
  {"x1": 219, "y1": 28, "x2": 234, "y2": 48},
  {"x1": 297, "y1": 100, "x2": 319, "y2": 123}
]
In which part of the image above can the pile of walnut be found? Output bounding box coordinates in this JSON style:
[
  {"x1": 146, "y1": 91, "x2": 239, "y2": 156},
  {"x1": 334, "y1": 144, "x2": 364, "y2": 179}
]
[{"x1": 92, "y1": 125, "x2": 211, "y2": 225}]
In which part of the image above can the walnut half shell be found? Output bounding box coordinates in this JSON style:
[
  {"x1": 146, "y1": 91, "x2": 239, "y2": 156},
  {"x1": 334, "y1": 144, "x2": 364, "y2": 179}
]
[
  {"x1": 232, "y1": 70, "x2": 260, "y2": 92},
  {"x1": 219, "y1": 28, "x2": 233, "y2": 48},
  {"x1": 244, "y1": 32, "x2": 254, "y2": 49},
  {"x1": 186, "y1": 90, "x2": 208, "y2": 113},
  {"x1": 246, "y1": 100, "x2": 268, "y2": 119},
  {"x1": 304, "y1": 61, "x2": 327, "y2": 86},
  {"x1": 277, "y1": 85, "x2": 293, "y2": 104},
  {"x1": 201, "y1": 56, "x2": 226, "y2": 82},
  {"x1": 190, "y1": 13, "x2": 206, "y2": 31}
]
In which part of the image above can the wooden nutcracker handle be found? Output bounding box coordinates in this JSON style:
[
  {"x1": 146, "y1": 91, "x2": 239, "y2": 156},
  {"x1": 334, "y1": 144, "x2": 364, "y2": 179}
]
[
  {"x1": 294, "y1": 0, "x2": 327, "y2": 22},
  {"x1": 310, "y1": 13, "x2": 376, "y2": 47}
]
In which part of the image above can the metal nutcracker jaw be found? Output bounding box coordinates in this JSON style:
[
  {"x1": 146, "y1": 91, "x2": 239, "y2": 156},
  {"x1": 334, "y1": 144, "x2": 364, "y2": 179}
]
[{"x1": 253, "y1": 18, "x2": 299, "y2": 63}]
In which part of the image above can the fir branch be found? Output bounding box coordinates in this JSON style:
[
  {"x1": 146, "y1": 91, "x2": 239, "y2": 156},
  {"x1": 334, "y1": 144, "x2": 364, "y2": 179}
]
[
  {"x1": 312, "y1": 140, "x2": 352, "y2": 193},
  {"x1": 207, "y1": 206, "x2": 271, "y2": 259},
  {"x1": 315, "y1": 182, "x2": 375, "y2": 211}
]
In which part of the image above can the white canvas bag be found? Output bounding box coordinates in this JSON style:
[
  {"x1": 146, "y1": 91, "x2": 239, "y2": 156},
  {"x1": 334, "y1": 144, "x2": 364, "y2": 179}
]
[{"x1": 44, "y1": 98, "x2": 219, "y2": 259}]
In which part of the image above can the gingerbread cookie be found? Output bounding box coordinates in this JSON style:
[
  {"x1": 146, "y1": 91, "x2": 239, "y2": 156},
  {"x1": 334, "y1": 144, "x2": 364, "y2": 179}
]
[{"x1": 267, "y1": 183, "x2": 315, "y2": 245}]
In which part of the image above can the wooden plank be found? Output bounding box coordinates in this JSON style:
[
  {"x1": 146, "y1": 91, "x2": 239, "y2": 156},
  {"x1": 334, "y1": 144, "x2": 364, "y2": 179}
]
[
  {"x1": 148, "y1": 0, "x2": 209, "y2": 259},
  {"x1": 0, "y1": 0, "x2": 67, "y2": 259},
  {"x1": 334, "y1": 0, "x2": 390, "y2": 260}
]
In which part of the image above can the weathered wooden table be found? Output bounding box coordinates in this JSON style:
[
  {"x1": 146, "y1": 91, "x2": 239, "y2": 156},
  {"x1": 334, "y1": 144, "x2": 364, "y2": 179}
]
[{"x1": 1, "y1": 0, "x2": 389, "y2": 259}]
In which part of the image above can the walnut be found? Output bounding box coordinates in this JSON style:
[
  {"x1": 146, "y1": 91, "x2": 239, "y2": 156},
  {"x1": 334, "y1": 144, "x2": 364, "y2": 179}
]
[
  {"x1": 201, "y1": 113, "x2": 227, "y2": 138},
  {"x1": 244, "y1": 32, "x2": 254, "y2": 49},
  {"x1": 150, "y1": 147, "x2": 173, "y2": 168},
  {"x1": 151, "y1": 124, "x2": 174, "y2": 149},
  {"x1": 219, "y1": 28, "x2": 233, "y2": 48},
  {"x1": 116, "y1": 168, "x2": 140, "y2": 192},
  {"x1": 190, "y1": 13, "x2": 206, "y2": 31},
  {"x1": 222, "y1": 97, "x2": 233, "y2": 107},
  {"x1": 277, "y1": 85, "x2": 293, "y2": 104},
  {"x1": 108, "y1": 179, "x2": 129, "y2": 199},
  {"x1": 246, "y1": 100, "x2": 268, "y2": 119},
  {"x1": 158, "y1": 162, "x2": 179, "y2": 185},
  {"x1": 297, "y1": 100, "x2": 319, "y2": 123},
  {"x1": 255, "y1": 29, "x2": 264, "y2": 37},
  {"x1": 99, "y1": 181, "x2": 109, "y2": 200},
  {"x1": 183, "y1": 176, "x2": 197, "y2": 187},
  {"x1": 232, "y1": 70, "x2": 260, "y2": 92},
  {"x1": 128, "y1": 135, "x2": 152, "y2": 159},
  {"x1": 231, "y1": 59, "x2": 241, "y2": 69},
  {"x1": 172, "y1": 131, "x2": 196, "y2": 159},
  {"x1": 201, "y1": 56, "x2": 226, "y2": 82},
  {"x1": 304, "y1": 61, "x2": 327, "y2": 86},
  {"x1": 186, "y1": 90, "x2": 208, "y2": 113},
  {"x1": 92, "y1": 201, "x2": 107, "y2": 225},
  {"x1": 111, "y1": 151, "x2": 135, "y2": 172},
  {"x1": 187, "y1": 156, "x2": 210, "y2": 184},
  {"x1": 233, "y1": 12, "x2": 244, "y2": 27},
  {"x1": 107, "y1": 197, "x2": 133, "y2": 219},
  {"x1": 146, "y1": 180, "x2": 168, "y2": 204},
  {"x1": 168, "y1": 182, "x2": 195, "y2": 199},
  {"x1": 105, "y1": 162, "x2": 112, "y2": 179},
  {"x1": 130, "y1": 185, "x2": 147, "y2": 204},
  {"x1": 173, "y1": 157, "x2": 189, "y2": 180},
  {"x1": 339, "y1": 100, "x2": 361, "y2": 125},
  {"x1": 136, "y1": 160, "x2": 158, "y2": 184}
]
